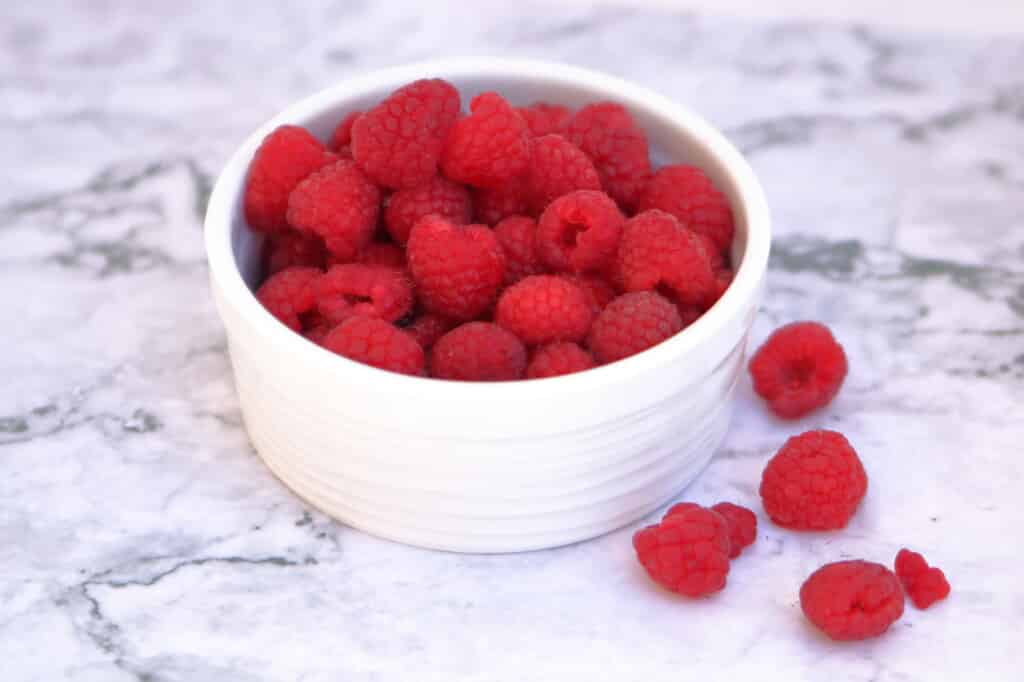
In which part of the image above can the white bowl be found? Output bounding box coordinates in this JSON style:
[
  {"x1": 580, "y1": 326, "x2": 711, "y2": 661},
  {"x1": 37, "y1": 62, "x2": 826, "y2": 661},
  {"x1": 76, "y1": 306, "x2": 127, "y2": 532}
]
[{"x1": 204, "y1": 58, "x2": 770, "y2": 553}]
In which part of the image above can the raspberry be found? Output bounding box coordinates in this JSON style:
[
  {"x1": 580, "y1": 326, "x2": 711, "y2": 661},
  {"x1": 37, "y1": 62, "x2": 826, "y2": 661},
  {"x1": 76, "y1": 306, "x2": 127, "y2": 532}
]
[
  {"x1": 328, "y1": 111, "x2": 361, "y2": 152},
  {"x1": 286, "y1": 160, "x2": 380, "y2": 261},
  {"x1": 405, "y1": 312, "x2": 456, "y2": 351},
  {"x1": 567, "y1": 274, "x2": 617, "y2": 316},
  {"x1": 759, "y1": 430, "x2": 867, "y2": 531},
  {"x1": 710, "y1": 502, "x2": 758, "y2": 558},
  {"x1": 261, "y1": 231, "x2": 326, "y2": 276},
  {"x1": 632, "y1": 504, "x2": 731, "y2": 597},
  {"x1": 323, "y1": 316, "x2": 425, "y2": 376},
  {"x1": 495, "y1": 275, "x2": 594, "y2": 346},
  {"x1": 566, "y1": 102, "x2": 652, "y2": 210},
  {"x1": 314, "y1": 264, "x2": 413, "y2": 325},
  {"x1": 664, "y1": 502, "x2": 703, "y2": 519},
  {"x1": 524, "y1": 134, "x2": 602, "y2": 214},
  {"x1": 244, "y1": 125, "x2": 335, "y2": 233},
  {"x1": 617, "y1": 209, "x2": 716, "y2": 307},
  {"x1": 695, "y1": 232, "x2": 727, "y2": 273},
  {"x1": 800, "y1": 561, "x2": 905, "y2": 641},
  {"x1": 516, "y1": 102, "x2": 572, "y2": 137},
  {"x1": 748, "y1": 322, "x2": 848, "y2": 419},
  {"x1": 526, "y1": 342, "x2": 595, "y2": 379},
  {"x1": 537, "y1": 190, "x2": 625, "y2": 273},
  {"x1": 637, "y1": 165, "x2": 735, "y2": 253},
  {"x1": 303, "y1": 321, "x2": 334, "y2": 346},
  {"x1": 494, "y1": 215, "x2": 543, "y2": 285},
  {"x1": 384, "y1": 176, "x2": 473, "y2": 245},
  {"x1": 357, "y1": 242, "x2": 406, "y2": 270},
  {"x1": 430, "y1": 322, "x2": 527, "y2": 381},
  {"x1": 255, "y1": 266, "x2": 322, "y2": 332},
  {"x1": 473, "y1": 177, "x2": 530, "y2": 226},
  {"x1": 351, "y1": 79, "x2": 460, "y2": 189},
  {"x1": 587, "y1": 292, "x2": 682, "y2": 364},
  {"x1": 895, "y1": 549, "x2": 951, "y2": 609},
  {"x1": 406, "y1": 215, "x2": 505, "y2": 321},
  {"x1": 441, "y1": 92, "x2": 530, "y2": 189}
]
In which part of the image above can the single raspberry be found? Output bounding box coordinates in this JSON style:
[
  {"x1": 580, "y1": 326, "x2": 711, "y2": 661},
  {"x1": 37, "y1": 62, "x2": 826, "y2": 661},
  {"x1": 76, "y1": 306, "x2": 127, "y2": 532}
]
[
  {"x1": 255, "y1": 266, "x2": 322, "y2": 332},
  {"x1": 637, "y1": 165, "x2": 735, "y2": 253},
  {"x1": 516, "y1": 102, "x2": 572, "y2": 137},
  {"x1": 406, "y1": 215, "x2": 505, "y2": 321},
  {"x1": 632, "y1": 504, "x2": 731, "y2": 597},
  {"x1": 617, "y1": 209, "x2": 717, "y2": 308},
  {"x1": 759, "y1": 430, "x2": 867, "y2": 531},
  {"x1": 261, "y1": 231, "x2": 326, "y2": 276},
  {"x1": 384, "y1": 176, "x2": 473, "y2": 245},
  {"x1": 405, "y1": 312, "x2": 456, "y2": 351},
  {"x1": 894, "y1": 549, "x2": 951, "y2": 609},
  {"x1": 566, "y1": 102, "x2": 652, "y2": 210},
  {"x1": 357, "y1": 242, "x2": 406, "y2": 270},
  {"x1": 351, "y1": 79, "x2": 460, "y2": 189},
  {"x1": 526, "y1": 342, "x2": 595, "y2": 379},
  {"x1": 495, "y1": 275, "x2": 594, "y2": 346},
  {"x1": 441, "y1": 92, "x2": 530, "y2": 189},
  {"x1": 524, "y1": 134, "x2": 602, "y2": 214},
  {"x1": 328, "y1": 111, "x2": 362, "y2": 152},
  {"x1": 710, "y1": 502, "x2": 758, "y2": 558},
  {"x1": 800, "y1": 561, "x2": 905, "y2": 641},
  {"x1": 323, "y1": 316, "x2": 424, "y2": 376},
  {"x1": 430, "y1": 322, "x2": 527, "y2": 381},
  {"x1": 473, "y1": 177, "x2": 530, "y2": 226},
  {"x1": 748, "y1": 322, "x2": 848, "y2": 419},
  {"x1": 314, "y1": 264, "x2": 413, "y2": 325},
  {"x1": 244, "y1": 125, "x2": 335, "y2": 233},
  {"x1": 537, "y1": 190, "x2": 625, "y2": 273},
  {"x1": 493, "y1": 215, "x2": 543, "y2": 284},
  {"x1": 286, "y1": 160, "x2": 380, "y2": 261},
  {"x1": 587, "y1": 292, "x2": 682, "y2": 364},
  {"x1": 567, "y1": 274, "x2": 618, "y2": 316}
]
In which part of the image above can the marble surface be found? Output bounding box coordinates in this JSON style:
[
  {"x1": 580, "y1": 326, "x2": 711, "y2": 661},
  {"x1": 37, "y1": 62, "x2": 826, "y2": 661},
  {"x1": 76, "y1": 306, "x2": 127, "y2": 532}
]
[{"x1": 2, "y1": 2, "x2": 1023, "y2": 680}]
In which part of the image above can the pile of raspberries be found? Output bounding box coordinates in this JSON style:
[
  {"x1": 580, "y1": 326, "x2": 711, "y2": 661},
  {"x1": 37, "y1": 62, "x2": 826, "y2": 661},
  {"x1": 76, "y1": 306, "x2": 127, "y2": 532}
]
[
  {"x1": 244, "y1": 78, "x2": 735, "y2": 380},
  {"x1": 634, "y1": 321, "x2": 951, "y2": 641}
]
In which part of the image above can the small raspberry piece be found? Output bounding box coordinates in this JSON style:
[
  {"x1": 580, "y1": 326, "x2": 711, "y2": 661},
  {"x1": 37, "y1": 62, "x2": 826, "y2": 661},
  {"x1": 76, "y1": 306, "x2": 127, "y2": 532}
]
[
  {"x1": 384, "y1": 176, "x2": 473, "y2": 245},
  {"x1": 710, "y1": 502, "x2": 757, "y2": 558},
  {"x1": 286, "y1": 160, "x2": 380, "y2": 261},
  {"x1": 430, "y1": 322, "x2": 527, "y2": 381},
  {"x1": 524, "y1": 134, "x2": 602, "y2": 214},
  {"x1": 526, "y1": 342, "x2": 596, "y2": 379},
  {"x1": 895, "y1": 549, "x2": 951, "y2": 609},
  {"x1": 405, "y1": 312, "x2": 456, "y2": 351},
  {"x1": 632, "y1": 504, "x2": 731, "y2": 597},
  {"x1": 495, "y1": 275, "x2": 594, "y2": 346},
  {"x1": 328, "y1": 111, "x2": 362, "y2": 152},
  {"x1": 637, "y1": 165, "x2": 735, "y2": 253},
  {"x1": 473, "y1": 177, "x2": 530, "y2": 225},
  {"x1": 537, "y1": 190, "x2": 625, "y2": 273},
  {"x1": 516, "y1": 102, "x2": 572, "y2": 137},
  {"x1": 261, "y1": 231, "x2": 326, "y2": 276},
  {"x1": 244, "y1": 126, "x2": 335, "y2": 233},
  {"x1": 566, "y1": 102, "x2": 652, "y2": 210},
  {"x1": 255, "y1": 266, "x2": 322, "y2": 332},
  {"x1": 587, "y1": 292, "x2": 682, "y2": 364},
  {"x1": 406, "y1": 215, "x2": 505, "y2": 321},
  {"x1": 567, "y1": 274, "x2": 618, "y2": 316},
  {"x1": 314, "y1": 264, "x2": 413, "y2": 325},
  {"x1": 352, "y1": 79, "x2": 460, "y2": 189},
  {"x1": 323, "y1": 316, "x2": 424, "y2": 376},
  {"x1": 748, "y1": 322, "x2": 848, "y2": 419},
  {"x1": 760, "y1": 430, "x2": 867, "y2": 531},
  {"x1": 494, "y1": 215, "x2": 544, "y2": 285},
  {"x1": 800, "y1": 561, "x2": 905, "y2": 641},
  {"x1": 357, "y1": 242, "x2": 406, "y2": 270},
  {"x1": 441, "y1": 92, "x2": 530, "y2": 189}
]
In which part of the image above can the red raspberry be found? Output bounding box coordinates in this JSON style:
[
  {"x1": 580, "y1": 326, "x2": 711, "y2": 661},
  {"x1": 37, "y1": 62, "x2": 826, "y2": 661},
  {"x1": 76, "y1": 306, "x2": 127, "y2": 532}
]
[
  {"x1": 587, "y1": 292, "x2": 682, "y2": 364},
  {"x1": 895, "y1": 549, "x2": 951, "y2": 609},
  {"x1": 357, "y1": 242, "x2": 405, "y2": 270},
  {"x1": 710, "y1": 502, "x2": 758, "y2": 559},
  {"x1": 441, "y1": 92, "x2": 530, "y2": 189},
  {"x1": 323, "y1": 316, "x2": 424, "y2": 376},
  {"x1": 526, "y1": 342, "x2": 595, "y2": 379},
  {"x1": 303, "y1": 320, "x2": 335, "y2": 346},
  {"x1": 748, "y1": 321, "x2": 848, "y2": 419},
  {"x1": 384, "y1": 176, "x2": 473, "y2": 245},
  {"x1": 430, "y1": 322, "x2": 527, "y2": 381},
  {"x1": 516, "y1": 102, "x2": 572, "y2": 137},
  {"x1": 351, "y1": 79, "x2": 460, "y2": 189},
  {"x1": 567, "y1": 274, "x2": 618, "y2": 316},
  {"x1": 800, "y1": 561, "x2": 905, "y2": 641},
  {"x1": 632, "y1": 504, "x2": 731, "y2": 597},
  {"x1": 255, "y1": 266, "x2": 322, "y2": 332},
  {"x1": 537, "y1": 190, "x2": 625, "y2": 273},
  {"x1": 314, "y1": 264, "x2": 413, "y2": 325},
  {"x1": 405, "y1": 312, "x2": 456, "y2": 351},
  {"x1": 473, "y1": 177, "x2": 530, "y2": 226},
  {"x1": 328, "y1": 111, "x2": 362, "y2": 152},
  {"x1": 495, "y1": 275, "x2": 594, "y2": 346},
  {"x1": 494, "y1": 215, "x2": 543, "y2": 285},
  {"x1": 566, "y1": 102, "x2": 652, "y2": 210},
  {"x1": 760, "y1": 430, "x2": 867, "y2": 531},
  {"x1": 695, "y1": 232, "x2": 727, "y2": 273},
  {"x1": 286, "y1": 160, "x2": 380, "y2": 261},
  {"x1": 663, "y1": 502, "x2": 703, "y2": 519},
  {"x1": 261, "y1": 231, "x2": 326, "y2": 276},
  {"x1": 244, "y1": 125, "x2": 335, "y2": 233},
  {"x1": 406, "y1": 215, "x2": 505, "y2": 321},
  {"x1": 637, "y1": 165, "x2": 735, "y2": 253},
  {"x1": 524, "y1": 134, "x2": 602, "y2": 214}
]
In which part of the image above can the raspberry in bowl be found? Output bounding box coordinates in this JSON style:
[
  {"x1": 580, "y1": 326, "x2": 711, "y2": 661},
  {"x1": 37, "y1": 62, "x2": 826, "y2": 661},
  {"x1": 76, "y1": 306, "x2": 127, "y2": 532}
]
[{"x1": 204, "y1": 58, "x2": 770, "y2": 552}]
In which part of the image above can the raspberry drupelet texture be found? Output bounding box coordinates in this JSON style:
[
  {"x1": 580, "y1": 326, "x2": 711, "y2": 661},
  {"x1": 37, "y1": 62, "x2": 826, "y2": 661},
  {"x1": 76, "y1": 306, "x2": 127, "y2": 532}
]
[
  {"x1": 441, "y1": 92, "x2": 530, "y2": 189},
  {"x1": 566, "y1": 102, "x2": 652, "y2": 210},
  {"x1": 261, "y1": 231, "x2": 326, "y2": 276},
  {"x1": 800, "y1": 561, "x2": 905, "y2": 641},
  {"x1": 526, "y1": 342, "x2": 596, "y2": 379},
  {"x1": 516, "y1": 102, "x2": 572, "y2": 137},
  {"x1": 633, "y1": 504, "x2": 731, "y2": 597},
  {"x1": 351, "y1": 78, "x2": 461, "y2": 189},
  {"x1": 314, "y1": 263, "x2": 413, "y2": 325},
  {"x1": 286, "y1": 160, "x2": 380, "y2": 261},
  {"x1": 473, "y1": 177, "x2": 530, "y2": 226},
  {"x1": 405, "y1": 312, "x2": 456, "y2": 351},
  {"x1": 895, "y1": 549, "x2": 951, "y2": 609},
  {"x1": 637, "y1": 164, "x2": 735, "y2": 254},
  {"x1": 664, "y1": 502, "x2": 703, "y2": 519},
  {"x1": 356, "y1": 242, "x2": 406, "y2": 270},
  {"x1": 537, "y1": 190, "x2": 625, "y2": 273},
  {"x1": 587, "y1": 292, "x2": 683, "y2": 364},
  {"x1": 244, "y1": 125, "x2": 335, "y2": 233},
  {"x1": 328, "y1": 111, "x2": 362, "y2": 153},
  {"x1": 525, "y1": 134, "x2": 602, "y2": 214},
  {"x1": 495, "y1": 275, "x2": 594, "y2": 346},
  {"x1": 711, "y1": 502, "x2": 758, "y2": 559},
  {"x1": 323, "y1": 316, "x2": 425, "y2": 376},
  {"x1": 568, "y1": 274, "x2": 618, "y2": 316},
  {"x1": 255, "y1": 266, "x2": 322, "y2": 332},
  {"x1": 748, "y1": 321, "x2": 848, "y2": 419},
  {"x1": 430, "y1": 322, "x2": 527, "y2": 381},
  {"x1": 384, "y1": 176, "x2": 473, "y2": 246},
  {"x1": 494, "y1": 215, "x2": 544, "y2": 285}
]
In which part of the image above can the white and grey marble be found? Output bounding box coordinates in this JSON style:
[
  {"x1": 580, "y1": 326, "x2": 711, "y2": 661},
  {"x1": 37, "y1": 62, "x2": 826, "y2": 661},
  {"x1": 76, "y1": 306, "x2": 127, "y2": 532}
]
[{"x1": 2, "y1": 2, "x2": 1023, "y2": 680}]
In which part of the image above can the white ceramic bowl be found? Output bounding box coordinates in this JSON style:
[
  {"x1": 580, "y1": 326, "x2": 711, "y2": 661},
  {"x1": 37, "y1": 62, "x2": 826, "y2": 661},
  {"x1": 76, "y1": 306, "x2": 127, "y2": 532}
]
[{"x1": 204, "y1": 58, "x2": 770, "y2": 553}]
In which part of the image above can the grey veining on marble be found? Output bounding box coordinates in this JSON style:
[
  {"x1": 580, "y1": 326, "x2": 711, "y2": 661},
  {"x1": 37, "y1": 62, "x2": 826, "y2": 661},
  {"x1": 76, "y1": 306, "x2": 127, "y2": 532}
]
[{"x1": 1, "y1": 2, "x2": 1022, "y2": 680}]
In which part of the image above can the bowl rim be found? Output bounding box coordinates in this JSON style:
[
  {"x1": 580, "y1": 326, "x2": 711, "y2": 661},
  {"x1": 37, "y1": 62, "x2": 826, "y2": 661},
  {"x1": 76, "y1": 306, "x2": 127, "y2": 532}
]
[{"x1": 204, "y1": 57, "x2": 771, "y2": 399}]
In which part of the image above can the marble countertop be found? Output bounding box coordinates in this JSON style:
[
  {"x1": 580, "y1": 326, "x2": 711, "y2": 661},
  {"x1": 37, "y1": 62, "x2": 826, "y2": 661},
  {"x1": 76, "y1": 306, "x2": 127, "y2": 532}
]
[{"x1": 2, "y1": 2, "x2": 1022, "y2": 680}]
